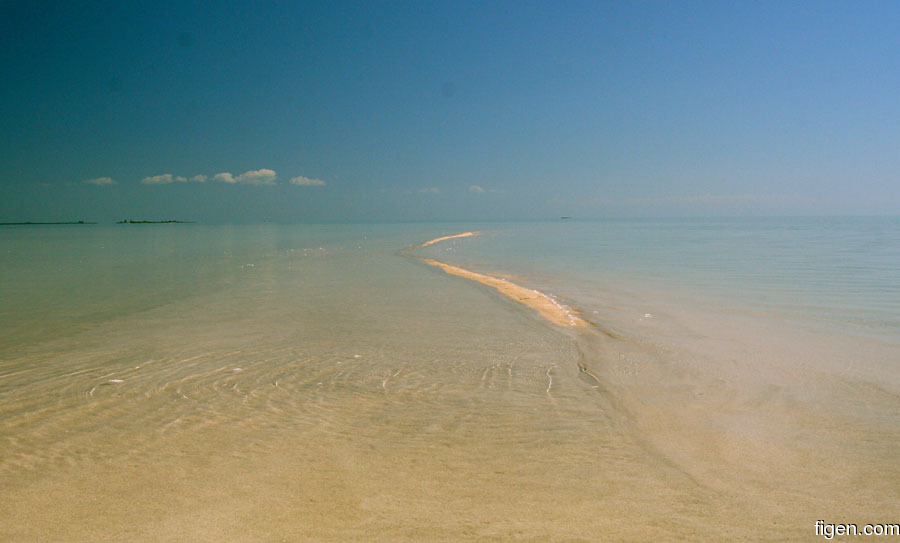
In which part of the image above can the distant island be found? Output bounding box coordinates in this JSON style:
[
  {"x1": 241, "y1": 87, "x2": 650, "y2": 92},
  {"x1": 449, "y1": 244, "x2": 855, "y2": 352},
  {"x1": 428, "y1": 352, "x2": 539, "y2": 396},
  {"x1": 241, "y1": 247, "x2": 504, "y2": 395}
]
[
  {"x1": 116, "y1": 220, "x2": 195, "y2": 224},
  {"x1": 0, "y1": 221, "x2": 96, "y2": 225}
]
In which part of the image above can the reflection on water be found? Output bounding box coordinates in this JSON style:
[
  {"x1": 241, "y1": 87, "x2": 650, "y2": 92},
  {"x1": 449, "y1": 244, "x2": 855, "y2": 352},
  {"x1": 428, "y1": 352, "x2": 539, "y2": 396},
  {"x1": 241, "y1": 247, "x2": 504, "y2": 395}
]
[{"x1": 2, "y1": 223, "x2": 898, "y2": 541}]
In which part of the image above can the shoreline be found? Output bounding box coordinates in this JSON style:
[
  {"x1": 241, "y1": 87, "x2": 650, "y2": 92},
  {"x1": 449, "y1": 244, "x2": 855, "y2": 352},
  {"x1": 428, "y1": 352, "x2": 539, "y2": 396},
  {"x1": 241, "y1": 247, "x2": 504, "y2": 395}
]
[{"x1": 414, "y1": 232, "x2": 586, "y2": 328}]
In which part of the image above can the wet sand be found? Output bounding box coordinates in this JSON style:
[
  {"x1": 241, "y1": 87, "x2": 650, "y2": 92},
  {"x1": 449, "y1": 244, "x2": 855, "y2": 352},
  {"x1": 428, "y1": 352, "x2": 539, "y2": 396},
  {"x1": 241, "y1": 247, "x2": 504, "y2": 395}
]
[
  {"x1": 409, "y1": 231, "x2": 900, "y2": 542},
  {"x1": 3, "y1": 226, "x2": 898, "y2": 542},
  {"x1": 2, "y1": 235, "x2": 714, "y2": 541}
]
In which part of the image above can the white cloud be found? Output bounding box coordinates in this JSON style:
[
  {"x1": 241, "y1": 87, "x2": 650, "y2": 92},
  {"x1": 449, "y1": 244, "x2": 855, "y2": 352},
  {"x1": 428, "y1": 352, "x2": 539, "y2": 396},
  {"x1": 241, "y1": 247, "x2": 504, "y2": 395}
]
[
  {"x1": 142, "y1": 174, "x2": 207, "y2": 184},
  {"x1": 419, "y1": 187, "x2": 440, "y2": 194},
  {"x1": 214, "y1": 169, "x2": 277, "y2": 185},
  {"x1": 469, "y1": 185, "x2": 503, "y2": 194},
  {"x1": 213, "y1": 172, "x2": 236, "y2": 183},
  {"x1": 237, "y1": 169, "x2": 277, "y2": 185},
  {"x1": 141, "y1": 174, "x2": 180, "y2": 184},
  {"x1": 141, "y1": 174, "x2": 170, "y2": 184},
  {"x1": 83, "y1": 177, "x2": 116, "y2": 185},
  {"x1": 289, "y1": 176, "x2": 326, "y2": 186}
]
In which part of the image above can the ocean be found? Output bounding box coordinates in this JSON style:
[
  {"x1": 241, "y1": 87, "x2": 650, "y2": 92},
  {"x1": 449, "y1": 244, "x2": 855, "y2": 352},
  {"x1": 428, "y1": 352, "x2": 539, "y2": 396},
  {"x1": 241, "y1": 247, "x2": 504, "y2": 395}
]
[{"x1": 2, "y1": 218, "x2": 898, "y2": 541}]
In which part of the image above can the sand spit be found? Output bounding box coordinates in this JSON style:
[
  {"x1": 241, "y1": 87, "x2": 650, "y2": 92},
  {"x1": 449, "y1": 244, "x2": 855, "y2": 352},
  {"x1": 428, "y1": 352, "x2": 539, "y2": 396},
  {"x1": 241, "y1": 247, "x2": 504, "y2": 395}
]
[
  {"x1": 418, "y1": 231, "x2": 479, "y2": 247},
  {"x1": 415, "y1": 231, "x2": 585, "y2": 327},
  {"x1": 420, "y1": 257, "x2": 586, "y2": 328}
]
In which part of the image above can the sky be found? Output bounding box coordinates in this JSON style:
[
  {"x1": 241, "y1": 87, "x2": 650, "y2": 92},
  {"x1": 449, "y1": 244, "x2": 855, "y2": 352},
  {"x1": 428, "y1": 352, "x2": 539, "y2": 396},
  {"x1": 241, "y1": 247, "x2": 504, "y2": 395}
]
[{"x1": 1, "y1": 1, "x2": 899, "y2": 222}]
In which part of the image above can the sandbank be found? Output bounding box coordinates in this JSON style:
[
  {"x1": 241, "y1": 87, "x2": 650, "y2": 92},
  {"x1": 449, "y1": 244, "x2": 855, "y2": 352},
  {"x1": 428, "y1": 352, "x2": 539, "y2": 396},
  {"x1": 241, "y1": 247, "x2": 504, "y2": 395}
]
[
  {"x1": 420, "y1": 257, "x2": 586, "y2": 327},
  {"x1": 416, "y1": 231, "x2": 585, "y2": 327},
  {"x1": 418, "y1": 231, "x2": 479, "y2": 247}
]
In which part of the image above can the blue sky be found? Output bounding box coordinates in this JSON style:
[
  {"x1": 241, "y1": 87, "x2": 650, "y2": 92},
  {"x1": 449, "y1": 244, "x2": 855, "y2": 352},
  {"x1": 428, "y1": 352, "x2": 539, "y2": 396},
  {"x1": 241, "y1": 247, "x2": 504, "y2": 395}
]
[{"x1": 1, "y1": 1, "x2": 898, "y2": 222}]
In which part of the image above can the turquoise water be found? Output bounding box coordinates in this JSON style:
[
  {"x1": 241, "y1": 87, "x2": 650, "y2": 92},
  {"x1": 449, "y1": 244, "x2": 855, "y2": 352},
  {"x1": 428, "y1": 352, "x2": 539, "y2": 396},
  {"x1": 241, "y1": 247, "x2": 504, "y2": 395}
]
[
  {"x1": 1, "y1": 219, "x2": 898, "y2": 541},
  {"x1": 5, "y1": 218, "x2": 897, "y2": 347}
]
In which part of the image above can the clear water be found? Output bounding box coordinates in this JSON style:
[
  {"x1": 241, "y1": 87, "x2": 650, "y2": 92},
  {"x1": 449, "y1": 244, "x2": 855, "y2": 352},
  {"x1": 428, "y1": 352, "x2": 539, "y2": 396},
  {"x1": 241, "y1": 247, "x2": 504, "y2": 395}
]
[
  {"x1": 423, "y1": 217, "x2": 900, "y2": 340},
  {"x1": 2, "y1": 220, "x2": 898, "y2": 541}
]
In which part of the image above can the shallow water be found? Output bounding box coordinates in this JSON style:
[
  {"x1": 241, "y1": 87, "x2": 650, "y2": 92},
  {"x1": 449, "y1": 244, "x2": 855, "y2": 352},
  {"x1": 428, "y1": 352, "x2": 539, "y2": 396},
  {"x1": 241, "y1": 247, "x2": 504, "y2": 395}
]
[{"x1": 2, "y1": 221, "x2": 898, "y2": 541}]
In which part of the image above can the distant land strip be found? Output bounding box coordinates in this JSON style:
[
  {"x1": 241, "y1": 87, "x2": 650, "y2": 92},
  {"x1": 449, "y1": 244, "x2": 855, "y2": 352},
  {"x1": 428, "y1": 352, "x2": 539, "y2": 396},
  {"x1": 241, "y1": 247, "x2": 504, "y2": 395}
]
[
  {"x1": 413, "y1": 232, "x2": 586, "y2": 328},
  {"x1": 117, "y1": 220, "x2": 195, "y2": 224},
  {"x1": 0, "y1": 221, "x2": 96, "y2": 225}
]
